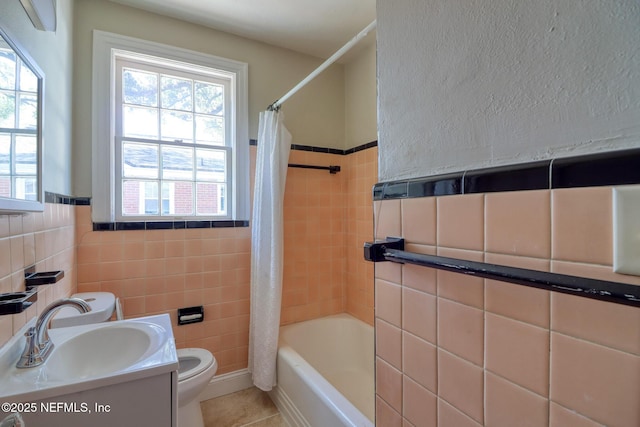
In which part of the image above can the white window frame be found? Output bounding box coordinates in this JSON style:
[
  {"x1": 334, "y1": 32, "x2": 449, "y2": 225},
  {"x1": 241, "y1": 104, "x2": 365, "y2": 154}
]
[{"x1": 92, "y1": 31, "x2": 249, "y2": 223}]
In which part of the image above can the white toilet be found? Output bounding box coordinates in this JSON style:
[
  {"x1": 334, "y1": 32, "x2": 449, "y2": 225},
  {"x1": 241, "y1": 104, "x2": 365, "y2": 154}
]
[
  {"x1": 52, "y1": 292, "x2": 217, "y2": 427},
  {"x1": 177, "y1": 348, "x2": 218, "y2": 427}
]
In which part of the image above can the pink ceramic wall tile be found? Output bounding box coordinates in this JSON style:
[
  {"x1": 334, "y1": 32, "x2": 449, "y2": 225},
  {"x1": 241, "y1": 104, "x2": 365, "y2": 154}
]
[
  {"x1": 485, "y1": 190, "x2": 551, "y2": 258},
  {"x1": 485, "y1": 313, "x2": 549, "y2": 396},
  {"x1": 485, "y1": 372, "x2": 549, "y2": 427},
  {"x1": 550, "y1": 332, "x2": 640, "y2": 427}
]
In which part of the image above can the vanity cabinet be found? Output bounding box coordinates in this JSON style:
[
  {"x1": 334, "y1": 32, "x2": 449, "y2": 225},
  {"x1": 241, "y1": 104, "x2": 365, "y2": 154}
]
[{"x1": 19, "y1": 371, "x2": 177, "y2": 426}]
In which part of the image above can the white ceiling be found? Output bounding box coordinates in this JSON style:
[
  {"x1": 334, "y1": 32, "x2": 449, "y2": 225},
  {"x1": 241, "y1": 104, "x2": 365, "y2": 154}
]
[{"x1": 109, "y1": 0, "x2": 376, "y2": 59}]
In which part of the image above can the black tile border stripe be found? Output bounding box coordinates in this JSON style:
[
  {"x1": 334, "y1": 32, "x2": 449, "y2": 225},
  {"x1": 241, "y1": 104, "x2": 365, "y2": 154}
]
[
  {"x1": 374, "y1": 147, "x2": 640, "y2": 200},
  {"x1": 464, "y1": 160, "x2": 551, "y2": 194},
  {"x1": 345, "y1": 140, "x2": 378, "y2": 154},
  {"x1": 93, "y1": 220, "x2": 249, "y2": 231},
  {"x1": 249, "y1": 139, "x2": 377, "y2": 155},
  {"x1": 551, "y1": 149, "x2": 640, "y2": 188},
  {"x1": 44, "y1": 192, "x2": 90, "y2": 205}
]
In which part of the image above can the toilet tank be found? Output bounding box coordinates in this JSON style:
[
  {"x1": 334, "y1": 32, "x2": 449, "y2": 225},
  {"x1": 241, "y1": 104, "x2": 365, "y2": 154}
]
[{"x1": 50, "y1": 292, "x2": 116, "y2": 328}]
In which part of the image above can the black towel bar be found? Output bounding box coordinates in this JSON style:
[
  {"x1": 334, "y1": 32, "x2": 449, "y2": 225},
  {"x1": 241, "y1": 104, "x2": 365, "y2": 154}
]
[
  {"x1": 288, "y1": 163, "x2": 340, "y2": 174},
  {"x1": 364, "y1": 238, "x2": 640, "y2": 308}
]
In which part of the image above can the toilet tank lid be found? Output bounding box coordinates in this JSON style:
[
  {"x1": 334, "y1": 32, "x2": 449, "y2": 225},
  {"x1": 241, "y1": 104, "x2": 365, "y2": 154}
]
[{"x1": 50, "y1": 292, "x2": 116, "y2": 328}]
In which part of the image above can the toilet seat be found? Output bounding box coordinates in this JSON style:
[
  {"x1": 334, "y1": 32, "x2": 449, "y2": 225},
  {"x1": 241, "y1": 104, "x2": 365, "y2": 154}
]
[{"x1": 177, "y1": 348, "x2": 215, "y2": 381}]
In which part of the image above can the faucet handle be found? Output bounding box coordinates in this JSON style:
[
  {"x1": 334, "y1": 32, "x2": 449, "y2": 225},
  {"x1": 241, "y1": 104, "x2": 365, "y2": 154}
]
[{"x1": 16, "y1": 326, "x2": 45, "y2": 369}]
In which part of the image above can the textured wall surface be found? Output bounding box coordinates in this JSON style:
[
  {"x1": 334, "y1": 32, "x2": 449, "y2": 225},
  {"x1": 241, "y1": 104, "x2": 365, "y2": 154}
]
[{"x1": 377, "y1": 0, "x2": 640, "y2": 181}]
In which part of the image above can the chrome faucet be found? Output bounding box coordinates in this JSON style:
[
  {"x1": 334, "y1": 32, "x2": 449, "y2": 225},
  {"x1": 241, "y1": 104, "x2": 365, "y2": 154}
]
[{"x1": 16, "y1": 298, "x2": 91, "y2": 368}]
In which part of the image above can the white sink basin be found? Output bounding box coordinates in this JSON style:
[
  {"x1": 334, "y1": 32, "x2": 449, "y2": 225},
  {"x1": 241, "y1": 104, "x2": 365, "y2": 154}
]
[
  {"x1": 0, "y1": 314, "x2": 178, "y2": 403},
  {"x1": 44, "y1": 322, "x2": 159, "y2": 380}
]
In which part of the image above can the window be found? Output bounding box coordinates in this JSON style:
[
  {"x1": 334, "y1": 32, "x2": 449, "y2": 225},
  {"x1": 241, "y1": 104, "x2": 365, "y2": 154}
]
[
  {"x1": 116, "y1": 56, "x2": 231, "y2": 219},
  {"x1": 92, "y1": 31, "x2": 249, "y2": 223},
  {"x1": 0, "y1": 39, "x2": 38, "y2": 201}
]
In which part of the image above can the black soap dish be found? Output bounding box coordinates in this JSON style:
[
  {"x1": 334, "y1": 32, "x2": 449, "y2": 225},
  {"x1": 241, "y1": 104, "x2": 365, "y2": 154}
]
[
  {"x1": 25, "y1": 270, "x2": 64, "y2": 287},
  {"x1": 0, "y1": 291, "x2": 38, "y2": 315}
]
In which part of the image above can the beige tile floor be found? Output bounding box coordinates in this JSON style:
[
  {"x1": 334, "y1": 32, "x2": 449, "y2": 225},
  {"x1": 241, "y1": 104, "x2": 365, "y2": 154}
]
[{"x1": 201, "y1": 387, "x2": 287, "y2": 427}]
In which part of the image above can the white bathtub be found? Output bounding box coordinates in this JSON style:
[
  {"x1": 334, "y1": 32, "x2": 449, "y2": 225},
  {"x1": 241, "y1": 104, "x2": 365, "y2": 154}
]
[{"x1": 269, "y1": 314, "x2": 374, "y2": 427}]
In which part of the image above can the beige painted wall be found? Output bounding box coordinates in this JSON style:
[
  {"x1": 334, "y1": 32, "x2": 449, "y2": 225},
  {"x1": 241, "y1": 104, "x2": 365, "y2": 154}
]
[
  {"x1": 377, "y1": 0, "x2": 640, "y2": 181},
  {"x1": 72, "y1": 0, "x2": 347, "y2": 197},
  {"x1": 0, "y1": 0, "x2": 376, "y2": 198},
  {"x1": 345, "y1": 42, "x2": 377, "y2": 149},
  {"x1": 0, "y1": 0, "x2": 75, "y2": 195}
]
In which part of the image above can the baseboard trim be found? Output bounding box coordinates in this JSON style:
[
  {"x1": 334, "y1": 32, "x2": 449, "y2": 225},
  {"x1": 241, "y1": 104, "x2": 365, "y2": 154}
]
[
  {"x1": 197, "y1": 369, "x2": 254, "y2": 402},
  {"x1": 268, "y1": 385, "x2": 309, "y2": 427}
]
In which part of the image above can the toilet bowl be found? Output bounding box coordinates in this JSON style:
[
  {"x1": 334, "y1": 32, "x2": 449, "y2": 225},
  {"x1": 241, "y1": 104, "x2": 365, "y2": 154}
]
[
  {"x1": 177, "y1": 348, "x2": 218, "y2": 427},
  {"x1": 52, "y1": 293, "x2": 217, "y2": 426}
]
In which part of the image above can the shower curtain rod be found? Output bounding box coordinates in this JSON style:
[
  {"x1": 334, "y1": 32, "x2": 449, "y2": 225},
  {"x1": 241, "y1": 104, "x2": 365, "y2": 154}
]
[{"x1": 268, "y1": 20, "x2": 377, "y2": 111}]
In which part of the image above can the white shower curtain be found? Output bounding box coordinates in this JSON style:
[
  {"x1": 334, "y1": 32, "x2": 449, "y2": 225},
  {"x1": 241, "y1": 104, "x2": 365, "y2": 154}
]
[{"x1": 248, "y1": 110, "x2": 291, "y2": 391}]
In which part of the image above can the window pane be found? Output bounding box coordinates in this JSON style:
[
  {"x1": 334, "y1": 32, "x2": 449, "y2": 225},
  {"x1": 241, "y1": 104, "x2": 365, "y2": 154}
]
[
  {"x1": 143, "y1": 180, "x2": 159, "y2": 214},
  {"x1": 162, "y1": 181, "x2": 193, "y2": 215},
  {"x1": 0, "y1": 92, "x2": 15, "y2": 128},
  {"x1": 195, "y1": 115, "x2": 224, "y2": 145},
  {"x1": 18, "y1": 93, "x2": 37, "y2": 129},
  {"x1": 160, "y1": 110, "x2": 193, "y2": 142},
  {"x1": 15, "y1": 176, "x2": 37, "y2": 200},
  {"x1": 123, "y1": 69, "x2": 157, "y2": 107},
  {"x1": 196, "y1": 148, "x2": 225, "y2": 182},
  {"x1": 122, "y1": 180, "x2": 158, "y2": 215},
  {"x1": 195, "y1": 82, "x2": 223, "y2": 115},
  {"x1": 196, "y1": 182, "x2": 225, "y2": 215},
  {"x1": 0, "y1": 176, "x2": 10, "y2": 198},
  {"x1": 161, "y1": 145, "x2": 193, "y2": 180},
  {"x1": 19, "y1": 63, "x2": 37, "y2": 92},
  {"x1": 123, "y1": 142, "x2": 158, "y2": 178},
  {"x1": 123, "y1": 106, "x2": 158, "y2": 139},
  {"x1": 161, "y1": 76, "x2": 192, "y2": 111},
  {"x1": 145, "y1": 182, "x2": 157, "y2": 198},
  {"x1": 0, "y1": 49, "x2": 16, "y2": 90},
  {"x1": 0, "y1": 134, "x2": 9, "y2": 174},
  {"x1": 15, "y1": 135, "x2": 36, "y2": 175}
]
